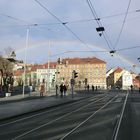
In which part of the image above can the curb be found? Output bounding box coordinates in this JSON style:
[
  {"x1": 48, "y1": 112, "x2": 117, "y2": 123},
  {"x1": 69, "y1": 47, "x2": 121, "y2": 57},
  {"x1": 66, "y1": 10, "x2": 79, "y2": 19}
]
[{"x1": 0, "y1": 96, "x2": 87, "y2": 122}]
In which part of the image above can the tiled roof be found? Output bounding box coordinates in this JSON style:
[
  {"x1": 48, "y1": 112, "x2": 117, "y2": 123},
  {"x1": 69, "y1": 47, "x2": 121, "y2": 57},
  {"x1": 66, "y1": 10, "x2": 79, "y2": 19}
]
[
  {"x1": 114, "y1": 67, "x2": 123, "y2": 73},
  {"x1": 30, "y1": 62, "x2": 57, "y2": 70},
  {"x1": 62, "y1": 57, "x2": 106, "y2": 64},
  {"x1": 44, "y1": 62, "x2": 57, "y2": 69}
]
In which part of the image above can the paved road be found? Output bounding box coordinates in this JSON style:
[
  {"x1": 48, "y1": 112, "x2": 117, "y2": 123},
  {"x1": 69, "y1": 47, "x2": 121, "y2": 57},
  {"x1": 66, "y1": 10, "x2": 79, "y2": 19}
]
[
  {"x1": 117, "y1": 93, "x2": 140, "y2": 140},
  {"x1": 0, "y1": 93, "x2": 125, "y2": 140}
]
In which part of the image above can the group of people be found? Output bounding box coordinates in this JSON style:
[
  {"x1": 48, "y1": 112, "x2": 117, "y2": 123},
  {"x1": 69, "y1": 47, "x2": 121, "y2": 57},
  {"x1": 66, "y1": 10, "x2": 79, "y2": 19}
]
[
  {"x1": 39, "y1": 82, "x2": 68, "y2": 97},
  {"x1": 85, "y1": 84, "x2": 98, "y2": 92},
  {"x1": 59, "y1": 83, "x2": 68, "y2": 97}
]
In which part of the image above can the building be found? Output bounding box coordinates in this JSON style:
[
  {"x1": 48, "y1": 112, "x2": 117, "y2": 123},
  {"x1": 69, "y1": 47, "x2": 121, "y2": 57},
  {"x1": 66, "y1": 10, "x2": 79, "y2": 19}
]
[
  {"x1": 36, "y1": 62, "x2": 56, "y2": 88},
  {"x1": 133, "y1": 74, "x2": 140, "y2": 89},
  {"x1": 107, "y1": 67, "x2": 133, "y2": 90},
  {"x1": 122, "y1": 70, "x2": 133, "y2": 90},
  {"x1": 56, "y1": 57, "x2": 107, "y2": 89}
]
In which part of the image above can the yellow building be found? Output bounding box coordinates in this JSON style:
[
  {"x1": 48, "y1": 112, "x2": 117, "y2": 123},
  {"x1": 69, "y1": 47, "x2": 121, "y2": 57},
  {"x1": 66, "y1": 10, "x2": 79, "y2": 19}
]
[
  {"x1": 56, "y1": 57, "x2": 106, "y2": 89},
  {"x1": 107, "y1": 67, "x2": 123, "y2": 89}
]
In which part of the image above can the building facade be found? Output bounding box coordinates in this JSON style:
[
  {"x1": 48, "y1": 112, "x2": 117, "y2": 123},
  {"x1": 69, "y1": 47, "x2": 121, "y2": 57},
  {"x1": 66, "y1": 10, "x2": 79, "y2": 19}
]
[
  {"x1": 56, "y1": 57, "x2": 107, "y2": 89},
  {"x1": 107, "y1": 67, "x2": 133, "y2": 90}
]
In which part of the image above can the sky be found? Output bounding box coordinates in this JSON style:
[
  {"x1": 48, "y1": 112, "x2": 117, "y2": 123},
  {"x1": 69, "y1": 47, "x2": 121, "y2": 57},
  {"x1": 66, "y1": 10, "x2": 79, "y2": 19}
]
[{"x1": 0, "y1": 0, "x2": 140, "y2": 73}]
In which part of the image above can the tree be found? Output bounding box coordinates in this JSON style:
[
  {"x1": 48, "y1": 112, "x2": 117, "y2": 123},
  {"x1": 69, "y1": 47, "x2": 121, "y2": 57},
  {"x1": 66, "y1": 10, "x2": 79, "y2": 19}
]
[
  {"x1": 0, "y1": 55, "x2": 14, "y2": 92},
  {"x1": 4, "y1": 46, "x2": 15, "y2": 58}
]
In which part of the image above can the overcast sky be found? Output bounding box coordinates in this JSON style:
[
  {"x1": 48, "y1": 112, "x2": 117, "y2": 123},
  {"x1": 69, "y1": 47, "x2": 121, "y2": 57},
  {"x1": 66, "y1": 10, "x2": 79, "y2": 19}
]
[{"x1": 0, "y1": 0, "x2": 140, "y2": 73}]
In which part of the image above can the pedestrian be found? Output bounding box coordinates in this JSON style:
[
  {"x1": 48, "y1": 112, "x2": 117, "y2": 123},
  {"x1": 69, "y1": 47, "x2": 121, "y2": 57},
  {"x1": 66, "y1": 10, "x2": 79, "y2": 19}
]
[
  {"x1": 39, "y1": 82, "x2": 45, "y2": 97},
  {"x1": 95, "y1": 86, "x2": 97, "y2": 91},
  {"x1": 63, "y1": 84, "x2": 67, "y2": 96},
  {"x1": 87, "y1": 84, "x2": 89, "y2": 92},
  {"x1": 92, "y1": 85, "x2": 94, "y2": 91},
  {"x1": 6, "y1": 84, "x2": 12, "y2": 97},
  {"x1": 55, "y1": 84, "x2": 58, "y2": 97},
  {"x1": 130, "y1": 85, "x2": 133, "y2": 93},
  {"x1": 60, "y1": 83, "x2": 64, "y2": 98}
]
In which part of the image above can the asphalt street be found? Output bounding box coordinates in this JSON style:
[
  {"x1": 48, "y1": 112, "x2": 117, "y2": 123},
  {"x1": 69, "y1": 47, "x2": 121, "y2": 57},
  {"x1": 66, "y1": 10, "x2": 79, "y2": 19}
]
[
  {"x1": 118, "y1": 93, "x2": 140, "y2": 140},
  {"x1": 0, "y1": 91, "x2": 140, "y2": 140},
  {"x1": 0, "y1": 93, "x2": 124, "y2": 140}
]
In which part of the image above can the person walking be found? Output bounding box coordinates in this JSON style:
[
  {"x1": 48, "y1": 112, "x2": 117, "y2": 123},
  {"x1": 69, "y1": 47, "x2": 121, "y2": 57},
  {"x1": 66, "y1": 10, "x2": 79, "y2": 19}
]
[
  {"x1": 95, "y1": 86, "x2": 98, "y2": 91},
  {"x1": 55, "y1": 84, "x2": 58, "y2": 97},
  {"x1": 63, "y1": 84, "x2": 67, "y2": 96},
  {"x1": 92, "y1": 85, "x2": 94, "y2": 92},
  {"x1": 130, "y1": 85, "x2": 133, "y2": 93},
  {"x1": 87, "y1": 84, "x2": 90, "y2": 92},
  {"x1": 39, "y1": 82, "x2": 45, "y2": 97},
  {"x1": 60, "y1": 83, "x2": 64, "y2": 98}
]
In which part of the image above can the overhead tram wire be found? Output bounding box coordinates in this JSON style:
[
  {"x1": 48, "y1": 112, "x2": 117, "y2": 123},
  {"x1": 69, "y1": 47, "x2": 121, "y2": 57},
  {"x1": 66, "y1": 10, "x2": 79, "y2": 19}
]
[
  {"x1": 34, "y1": 0, "x2": 94, "y2": 51},
  {"x1": 114, "y1": 0, "x2": 132, "y2": 49},
  {"x1": 50, "y1": 45, "x2": 140, "y2": 57},
  {"x1": 1, "y1": 8, "x2": 140, "y2": 28},
  {"x1": 50, "y1": 50, "x2": 108, "y2": 57},
  {"x1": 0, "y1": 12, "x2": 63, "y2": 39},
  {"x1": 117, "y1": 45, "x2": 140, "y2": 51},
  {"x1": 87, "y1": 0, "x2": 113, "y2": 50},
  {"x1": 42, "y1": 9, "x2": 140, "y2": 25},
  {"x1": 64, "y1": 9, "x2": 140, "y2": 24},
  {"x1": 86, "y1": 0, "x2": 113, "y2": 50},
  {"x1": 0, "y1": 13, "x2": 34, "y2": 25}
]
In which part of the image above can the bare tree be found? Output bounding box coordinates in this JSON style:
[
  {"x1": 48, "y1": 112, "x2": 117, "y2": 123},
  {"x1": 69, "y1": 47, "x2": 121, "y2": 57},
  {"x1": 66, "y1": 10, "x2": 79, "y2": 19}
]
[{"x1": 4, "y1": 46, "x2": 15, "y2": 58}]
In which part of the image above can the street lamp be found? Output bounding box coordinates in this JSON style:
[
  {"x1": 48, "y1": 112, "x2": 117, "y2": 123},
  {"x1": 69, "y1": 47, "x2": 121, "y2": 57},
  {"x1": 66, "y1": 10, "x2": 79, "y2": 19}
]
[
  {"x1": 138, "y1": 73, "x2": 140, "y2": 93},
  {"x1": 46, "y1": 41, "x2": 51, "y2": 94},
  {"x1": 22, "y1": 27, "x2": 29, "y2": 97},
  {"x1": 22, "y1": 24, "x2": 38, "y2": 97}
]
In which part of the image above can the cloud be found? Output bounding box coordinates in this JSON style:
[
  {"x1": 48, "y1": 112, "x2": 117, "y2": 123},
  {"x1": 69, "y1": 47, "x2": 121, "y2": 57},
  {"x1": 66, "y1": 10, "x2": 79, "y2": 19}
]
[{"x1": 0, "y1": 0, "x2": 140, "y2": 72}]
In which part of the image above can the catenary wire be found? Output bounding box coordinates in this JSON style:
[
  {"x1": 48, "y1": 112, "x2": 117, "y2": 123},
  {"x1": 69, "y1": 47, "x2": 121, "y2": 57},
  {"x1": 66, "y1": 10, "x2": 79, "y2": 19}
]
[
  {"x1": 34, "y1": 0, "x2": 94, "y2": 51},
  {"x1": 0, "y1": 13, "x2": 34, "y2": 25},
  {"x1": 86, "y1": 0, "x2": 113, "y2": 50},
  {"x1": 1, "y1": 8, "x2": 140, "y2": 28},
  {"x1": 114, "y1": 0, "x2": 132, "y2": 49},
  {"x1": 50, "y1": 45, "x2": 140, "y2": 57}
]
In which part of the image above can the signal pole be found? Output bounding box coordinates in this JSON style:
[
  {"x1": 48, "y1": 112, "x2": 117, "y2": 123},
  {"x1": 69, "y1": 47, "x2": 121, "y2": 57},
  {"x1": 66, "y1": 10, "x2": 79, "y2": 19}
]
[
  {"x1": 71, "y1": 71, "x2": 74, "y2": 98},
  {"x1": 71, "y1": 70, "x2": 78, "y2": 98}
]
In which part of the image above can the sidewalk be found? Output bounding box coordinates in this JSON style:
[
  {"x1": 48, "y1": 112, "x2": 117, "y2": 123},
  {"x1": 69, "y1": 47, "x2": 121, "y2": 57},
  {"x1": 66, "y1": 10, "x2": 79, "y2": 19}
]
[{"x1": 0, "y1": 91, "x2": 85, "y2": 121}]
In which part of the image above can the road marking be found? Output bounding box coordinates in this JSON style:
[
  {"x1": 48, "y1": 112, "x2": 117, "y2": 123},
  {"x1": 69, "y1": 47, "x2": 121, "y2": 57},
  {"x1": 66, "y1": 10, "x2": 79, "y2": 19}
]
[
  {"x1": 0, "y1": 94, "x2": 105, "y2": 127},
  {"x1": 12, "y1": 95, "x2": 108, "y2": 140},
  {"x1": 113, "y1": 92, "x2": 129, "y2": 140},
  {"x1": 59, "y1": 95, "x2": 118, "y2": 140}
]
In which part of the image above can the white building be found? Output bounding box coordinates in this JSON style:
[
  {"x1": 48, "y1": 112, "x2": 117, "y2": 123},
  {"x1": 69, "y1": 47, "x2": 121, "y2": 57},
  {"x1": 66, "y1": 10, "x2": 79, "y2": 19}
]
[
  {"x1": 122, "y1": 70, "x2": 133, "y2": 90},
  {"x1": 36, "y1": 68, "x2": 56, "y2": 88}
]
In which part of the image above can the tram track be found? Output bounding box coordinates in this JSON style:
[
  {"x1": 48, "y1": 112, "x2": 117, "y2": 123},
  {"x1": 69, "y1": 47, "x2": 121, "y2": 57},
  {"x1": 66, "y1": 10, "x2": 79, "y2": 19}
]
[
  {"x1": 0, "y1": 93, "x2": 126, "y2": 140},
  {"x1": 0, "y1": 94, "x2": 105, "y2": 127}
]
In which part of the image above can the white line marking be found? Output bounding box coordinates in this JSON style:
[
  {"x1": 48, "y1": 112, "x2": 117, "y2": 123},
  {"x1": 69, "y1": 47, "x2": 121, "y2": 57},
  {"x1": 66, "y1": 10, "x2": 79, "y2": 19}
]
[
  {"x1": 113, "y1": 92, "x2": 129, "y2": 140},
  {"x1": 12, "y1": 95, "x2": 108, "y2": 140},
  {"x1": 0, "y1": 95, "x2": 103, "y2": 127},
  {"x1": 59, "y1": 95, "x2": 118, "y2": 140}
]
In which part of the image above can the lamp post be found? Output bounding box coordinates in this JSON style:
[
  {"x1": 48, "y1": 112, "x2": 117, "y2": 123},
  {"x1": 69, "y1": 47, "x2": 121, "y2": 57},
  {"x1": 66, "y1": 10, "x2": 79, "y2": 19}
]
[
  {"x1": 22, "y1": 24, "x2": 38, "y2": 97},
  {"x1": 138, "y1": 73, "x2": 140, "y2": 93},
  {"x1": 46, "y1": 41, "x2": 51, "y2": 94},
  {"x1": 22, "y1": 27, "x2": 29, "y2": 97}
]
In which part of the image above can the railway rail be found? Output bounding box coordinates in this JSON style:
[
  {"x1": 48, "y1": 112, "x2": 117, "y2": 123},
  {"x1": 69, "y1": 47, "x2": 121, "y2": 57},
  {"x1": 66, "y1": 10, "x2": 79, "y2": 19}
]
[{"x1": 0, "y1": 93, "x2": 127, "y2": 140}]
